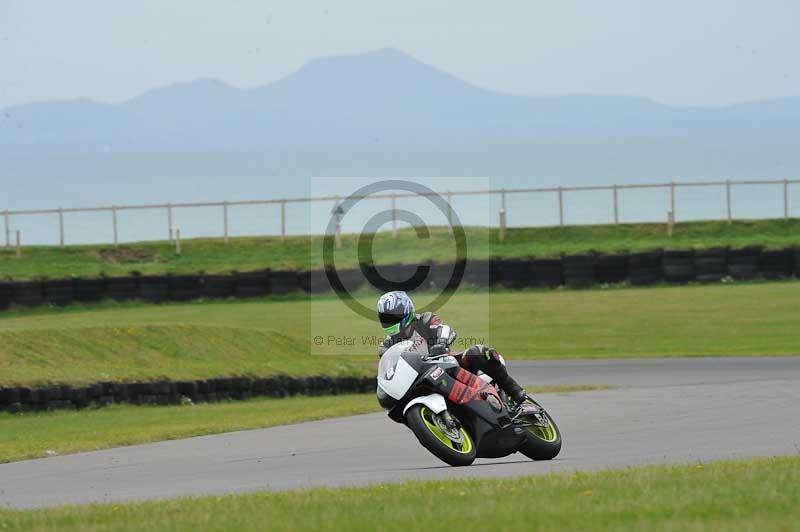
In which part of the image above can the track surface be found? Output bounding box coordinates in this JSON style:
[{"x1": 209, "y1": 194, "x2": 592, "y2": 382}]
[{"x1": 2, "y1": 357, "x2": 799, "y2": 509}]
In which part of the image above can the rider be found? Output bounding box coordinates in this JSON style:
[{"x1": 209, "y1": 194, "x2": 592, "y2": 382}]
[{"x1": 376, "y1": 290, "x2": 529, "y2": 407}]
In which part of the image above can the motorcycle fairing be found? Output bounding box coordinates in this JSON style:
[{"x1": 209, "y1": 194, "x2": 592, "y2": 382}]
[{"x1": 402, "y1": 393, "x2": 447, "y2": 416}]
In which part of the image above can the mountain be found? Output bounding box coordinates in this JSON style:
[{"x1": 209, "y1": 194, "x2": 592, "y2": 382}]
[{"x1": 1, "y1": 47, "x2": 799, "y2": 208}]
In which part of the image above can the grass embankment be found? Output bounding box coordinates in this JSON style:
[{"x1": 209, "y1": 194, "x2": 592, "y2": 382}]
[
  {"x1": 0, "y1": 394, "x2": 377, "y2": 464},
  {"x1": 0, "y1": 384, "x2": 602, "y2": 464},
  {"x1": 1, "y1": 218, "x2": 798, "y2": 280},
  {"x1": 0, "y1": 282, "x2": 798, "y2": 387},
  {"x1": 2, "y1": 456, "x2": 797, "y2": 531}
]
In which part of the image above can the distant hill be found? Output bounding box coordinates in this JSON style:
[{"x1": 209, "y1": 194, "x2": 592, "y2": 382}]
[{"x1": 1, "y1": 47, "x2": 799, "y2": 207}]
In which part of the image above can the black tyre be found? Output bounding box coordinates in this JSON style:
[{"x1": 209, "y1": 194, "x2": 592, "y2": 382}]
[
  {"x1": 518, "y1": 403, "x2": 562, "y2": 461},
  {"x1": 405, "y1": 405, "x2": 476, "y2": 467}
]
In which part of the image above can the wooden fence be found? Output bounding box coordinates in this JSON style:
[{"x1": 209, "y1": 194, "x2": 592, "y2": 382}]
[{"x1": 3, "y1": 178, "x2": 798, "y2": 248}]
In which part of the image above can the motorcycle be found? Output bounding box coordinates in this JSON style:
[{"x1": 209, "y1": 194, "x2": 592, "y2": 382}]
[{"x1": 377, "y1": 340, "x2": 562, "y2": 466}]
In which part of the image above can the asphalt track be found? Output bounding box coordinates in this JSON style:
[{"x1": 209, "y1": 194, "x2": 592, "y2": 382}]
[{"x1": 1, "y1": 356, "x2": 799, "y2": 509}]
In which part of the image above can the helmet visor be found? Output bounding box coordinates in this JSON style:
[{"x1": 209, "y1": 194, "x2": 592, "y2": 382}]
[
  {"x1": 379, "y1": 311, "x2": 403, "y2": 334},
  {"x1": 383, "y1": 322, "x2": 401, "y2": 335}
]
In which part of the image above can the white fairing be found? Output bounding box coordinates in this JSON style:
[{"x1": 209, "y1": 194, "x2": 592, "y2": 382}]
[
  {"x1": 377, "y1": 341, "x2": 419, "y2": 400},
  {"x1": 403, "y1": 393, "x2": 447, "y2": 415}
]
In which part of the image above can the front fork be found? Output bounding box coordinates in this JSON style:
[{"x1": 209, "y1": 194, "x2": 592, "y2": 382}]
[{"x1": 438, "y1": 410, "x2": 458, "y2": 430}]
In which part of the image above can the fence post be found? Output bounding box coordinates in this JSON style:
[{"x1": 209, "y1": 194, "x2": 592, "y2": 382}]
[
  {"x1": 499, "y1": 188, "x2": 507, "y2": 242},
  {"x1": 447, "y1": 191, "x2": 453, "y2": 234},
  {"x1": 281, "y1": 200, "x2": 287, "y2": 241},
  {"x1": 391, "y1": 194, "x2": 397, "y2": 239},
  {"x1": 612, "y1": 185, "x2": 619, "y2": 225},
  {"x1": 167, "y1": 203, "x2": 174, "y2": 242},
  {"x1": 784, "y1": 179, "x2": 789, "y2": 220},
  {"x1": 15, "y1": 230, "x2": 21, "y2": 257},
  {"x1": 333, "y1": 197, "x2": 343, "y2": 250},
  {"x1": 667, "y1": 211, "x2": 675, "y2": 238},
  {"x1": 4, "y1": 210, "x2": 10, "y2": 248},
  {"x1": 175, "y1": 228, "x2": 181, "y2": 255},
  {"x1": 111, "y1": 206, "x2": 118, "y2": 248},
  {"x1": 58, "y1": 207, "x2": 65, "y2": 248},
  {"x1": 223, "y1": 202, "x2": 229, "y2": 245},
  {"x1": 725, "y1": 179, "x2": 732, "y2": 224},
  {"x1": 557, "y1": 187, "x2": 564, "y2": 226},
  {"x1": 670, "y1": 182, "x2": 676, "y2": 217}
]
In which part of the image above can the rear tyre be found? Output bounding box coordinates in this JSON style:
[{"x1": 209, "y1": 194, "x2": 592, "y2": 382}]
[
  {"x1": 518, "y1": 405, "x2": 562, "y2": 461},
  {"x1": 405, "y1": 405, "x2": 476, "y2": 467}
]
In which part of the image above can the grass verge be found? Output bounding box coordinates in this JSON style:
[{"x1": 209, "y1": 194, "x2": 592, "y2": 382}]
[
  {"x1": 1, "y1": 281, "x2": 799, "y2": 387},
  {"x1": 1, "y1": 456, "x2": 797, "y2": 531},
  {"x1": 1, "y1": 218, "x2": 799, "y2": 280},
  {"x1": 0, "y1": 385, "x2": 606, "y2": 464}
]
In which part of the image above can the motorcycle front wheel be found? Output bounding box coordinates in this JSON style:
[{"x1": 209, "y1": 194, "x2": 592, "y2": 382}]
[
  {"x1": 405, "y1": 405, "x2": 476, "y2": 467},
  {"x1": 517, "y1": 404, "x2": 562, "y2": 461}
]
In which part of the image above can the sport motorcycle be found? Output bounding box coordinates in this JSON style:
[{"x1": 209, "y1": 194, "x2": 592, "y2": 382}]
[{"x1": 377, "y1": 340, "x2": 562, "y2": 466}]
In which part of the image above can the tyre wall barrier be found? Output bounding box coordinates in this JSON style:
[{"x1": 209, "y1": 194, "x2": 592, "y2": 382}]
[
  {"x1": 304, "y1": 269, "x2": 331, "y2": 294},
  {"x1": 202, "y1": 274, "x2": 236, "y2": 299},
  {"x1": 429, "y1": 261, "x2": 465, "y2": 292},
  {"x1": 728, "y1": 246, "x2": 762, "y2": 280},
  {"x1": 168, "y1": 275, "x2": 203, "y2": 301},
  {"x1": 0, "y1": 375, "x2": 377, "y2": 413},
  {"x1": 361, "y1": 263, "x2": 411, "y2": 292},
  {"x1": 234, "y1": 271, "x2": 269, "y2": 298},
  {"x1": 139, "y1": 276, "x2": 169, "y2": 302},
  {"x1": 662, "y1": 250, "x2": 695, "y2": 284},
  {"x1": 628, "y1": 251, "x2": 663, "y2": 286},
  {"x1": 105, "y1": 277, "x2": 139, "y2": 301},
  {"x1": 270, "y1": 270, "x2": 301, "y2": 295},
  {"x1": 563, "y1": 254, "x2": 595, "y2": 288},
  {"x1": 595, "y1": 254, "x2": 629, "y2": 284},
  {"x1": 73, "y1": 278, "x2": 106, "y2": 302},
  {"x1": 759, "y1": 249, "x2": 795, "y2": 279},
  {"x1": 335, "y1": 267, "x2": 366, "y2": 293},
  {"x1": 531, "y1": 258, "x2": 563, "y2": 287},
  {"x1": 498, "y1": 259, "x2": 533, "y2": 289},
  {"x1": 43, "y1": 279, "x2": 74, "y2": 307},
  {"x1": 694, "y1": 247, "x2": 728, "y2": 283},
  {"x1": 12, "y1": 281, "x2": 44, "y2": 307},
  {"x1": 0, "y1": 282, "x2": 14, "y2": 310},
  {"x1": 0, "y1": 246, "x2": 797, "y2": 311},
  {"x1": 462, "y1": 259, "x2": 491, "y2": 288}
]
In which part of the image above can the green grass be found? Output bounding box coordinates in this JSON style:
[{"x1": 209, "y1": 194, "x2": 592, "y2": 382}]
[
  {"x1": 0, "y1": 394, "x2": 377, "y2": 464},
  {"x1": 1, "y1": 218, "x2": 799, "y2": 280},
  {"x1": 1, "y1": 281, "x2": 799, "y2": 387},
  {"x1": 2, "y1": 456, "x2": 798, "y2": 531},
  {"x1": 0, "y1": 384, "x2": 604, "y2": 464}
]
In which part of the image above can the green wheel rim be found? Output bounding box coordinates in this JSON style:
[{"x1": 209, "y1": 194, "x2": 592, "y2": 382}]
[
  {"x1": 419, "y1": 406, "x2": 473, "y2": 454},
  {"x1": 527, "y1": 414, "x2": 558, "y2": 443}
]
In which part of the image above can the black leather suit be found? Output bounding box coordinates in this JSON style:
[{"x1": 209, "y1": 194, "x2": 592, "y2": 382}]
[{"x1": 377, "y1": 312, "x2": 526, "y2": 403}]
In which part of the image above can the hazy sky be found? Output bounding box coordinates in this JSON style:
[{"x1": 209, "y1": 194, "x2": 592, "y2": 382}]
[{"x1": 0, "y1": 0, "x2": 797, "y2": 108}]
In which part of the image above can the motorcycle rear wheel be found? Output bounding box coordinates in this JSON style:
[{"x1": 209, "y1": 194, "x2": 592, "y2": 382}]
[
  {"x1": 405, "y1": 405, "x2": 476, "y2": 467},
  {"x1": 518, "y1": 407, "x2": 562, "y2": 461}
]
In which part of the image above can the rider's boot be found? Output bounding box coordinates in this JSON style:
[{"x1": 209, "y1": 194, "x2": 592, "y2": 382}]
[
  {"x1": 474, "y1": 347, "x2": 529, "y2": 407},
  {"x1": 461, "y1": 345, "x2": 531, "y2": 411},
  {"x1": 487, "y1": 352, "x2": 527, "y2": 404},
  {"x1": 498, "y1": 376, "x2": 528, "y2": 408}
]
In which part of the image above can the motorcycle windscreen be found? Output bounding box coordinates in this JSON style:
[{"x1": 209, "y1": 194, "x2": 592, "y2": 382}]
[{"x1": 377, "y1": 355, "x2": 419, "y2": 400}]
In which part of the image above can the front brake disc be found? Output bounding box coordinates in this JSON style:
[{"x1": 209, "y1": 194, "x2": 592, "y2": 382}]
[{"x1": 434, "y1": 414, "x2": 464, "y2": 442}]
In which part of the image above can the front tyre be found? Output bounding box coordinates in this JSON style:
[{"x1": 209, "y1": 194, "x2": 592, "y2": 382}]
[
  {"x1": 518, "y1": 406, "x2": 562, "y2": 461},
  {"x1": 405, "y1": 405, "x2": 476, "y2": 467}
]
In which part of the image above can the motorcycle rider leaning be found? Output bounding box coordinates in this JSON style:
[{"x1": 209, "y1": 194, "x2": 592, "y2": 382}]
[{"x1": 376, "y1": 290, "x2": 529, "y2": 407}]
